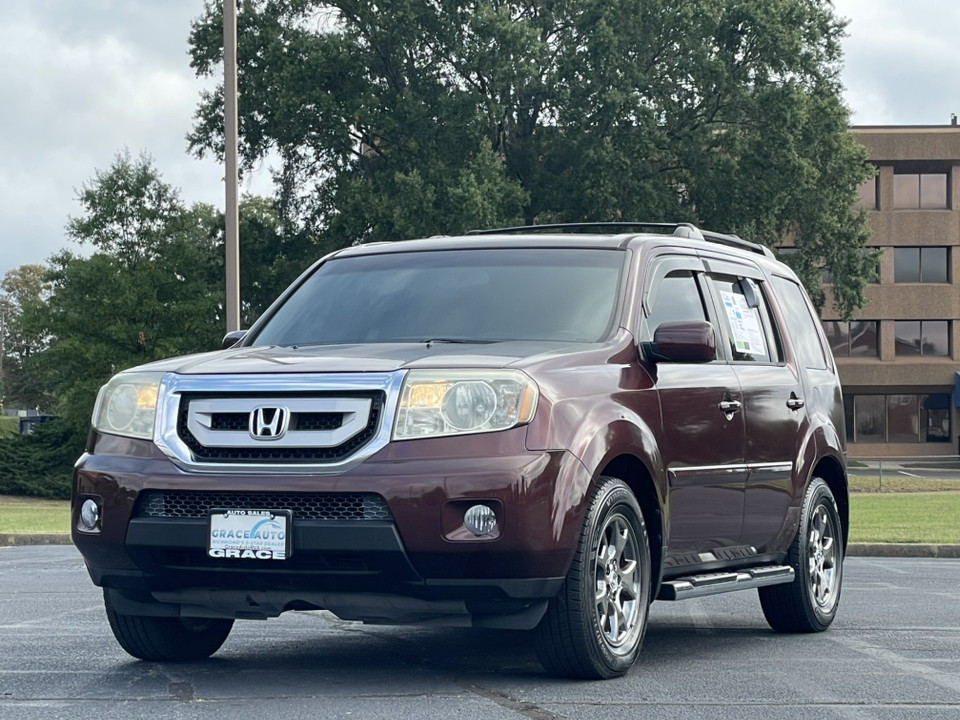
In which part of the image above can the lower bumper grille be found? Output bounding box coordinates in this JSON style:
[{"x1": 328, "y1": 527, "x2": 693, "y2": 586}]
[{"x1": 134, "y1": 490, "x2": 393, "y2": 521}]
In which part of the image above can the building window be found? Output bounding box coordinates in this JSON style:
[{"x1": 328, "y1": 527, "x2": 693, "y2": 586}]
[
  {"x1": 845, "y1": 393, "x2": 951, "y2": 444},
  {"x1": 894, "y1": 247, "x2": 949, "y2": 283},
  {"x1": 776, "y1": 247, "x2": 824, "y2": 281},
  {"x1": 776, "y1": 247, "x2": 799, "y2": 270},
  {"x1": 893, "y1": 173, "x2": 948, "y2": 209},
  {"x1": 783, "y1": 247, "x2": 880, "y2": 285},
  {"x1": 925, "y1": 396, "x2": 952, "y2": 443},
  {"x1": 822, "y1": 321, "x2": 878, "y2": 357},
  {"x1": 851, "y1": 395, "x2": 886, "y2": 443},
  {"x1": 855, "y1": 176, "x2": 877, "y2": 210},
  {"x1": 824, "y1": 250, "x2": 881, "y2": 285},
  {"x1": 894, "y1": 320, "x2": 950, "y2": 357},
  {"x1": 887, "y1": 395, "x2": 919, "y2": 443}
]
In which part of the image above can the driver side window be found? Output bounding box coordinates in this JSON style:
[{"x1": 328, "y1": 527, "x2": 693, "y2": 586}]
[{"x1": 644, "y1": 270, "x2": 707, "y2": 339}]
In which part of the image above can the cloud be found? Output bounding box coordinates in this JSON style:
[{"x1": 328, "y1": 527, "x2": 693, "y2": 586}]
[
  {"x1": 2, "y1": 0, "x2": 956, "y2": 281},
  {"x1": 0, "y1": 0, "x2": 270, "y2": 280},
  {"x1": 834, "y1": 0, "x2": 960, "y2": 125}
]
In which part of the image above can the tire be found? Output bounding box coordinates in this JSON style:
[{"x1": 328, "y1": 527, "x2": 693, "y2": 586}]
[
  {"x1": 534, "y1": 477, "x2": 652, "y2": 679},
  {"x1": 759, "y1": 477, "x2": 844, "y2": 633},
  {"x1": 104, "y1": 589, "x2": 234, "y2": 661}
]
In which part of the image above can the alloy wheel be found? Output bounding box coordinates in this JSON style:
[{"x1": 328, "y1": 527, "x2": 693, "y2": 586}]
[
  {"x1": 594, "y1": 512, "x2": 643, "y2": 650},
  {"x1": 807, "y1": 502, "x2": 840, "y2": 611}
]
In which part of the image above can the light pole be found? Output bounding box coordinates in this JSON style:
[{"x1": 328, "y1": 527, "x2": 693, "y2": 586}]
[
  {"x1": 0, "y1": 302, "x2": 5, "y2": 387},
  {"x1": 224, "y1": 0, "x2": 240, "y2": 333}
]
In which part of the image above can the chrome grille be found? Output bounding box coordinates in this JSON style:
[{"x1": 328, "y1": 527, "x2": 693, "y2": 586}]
[{"x1": 176, "y1": 391, "x2": 383, "y2": 463}]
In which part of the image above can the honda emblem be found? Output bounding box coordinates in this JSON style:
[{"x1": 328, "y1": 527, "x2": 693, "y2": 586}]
[{"x1": 249, "y1": 406, "x2": 289, "y2": 440}]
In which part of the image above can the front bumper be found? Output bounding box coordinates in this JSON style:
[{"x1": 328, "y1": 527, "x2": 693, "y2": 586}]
[{"x1": 73, "y1": 428, "x2": 590, "y2": 626}]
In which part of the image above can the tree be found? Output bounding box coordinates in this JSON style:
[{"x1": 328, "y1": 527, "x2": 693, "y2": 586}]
[
  {"x1": 233, "y1": 194, "x2": 326, "y2": 325},
  {"x1": 1, "y1": 265, "x2": 48, "y2": 310},
  {"x1": 188, "y1": 0, "x2": 875, "y2": 318},
  {"x1": 0, "y1": 264, "x2": 50, "y2": 410},
  {"x1": 19, "y1": 151, "x2": 226, "y2": 434}
]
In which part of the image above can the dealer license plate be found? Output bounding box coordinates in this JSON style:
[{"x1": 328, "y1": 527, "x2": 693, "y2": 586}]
[{"x1": 208, "y1": 509, "x2": 291, "y2": 560}]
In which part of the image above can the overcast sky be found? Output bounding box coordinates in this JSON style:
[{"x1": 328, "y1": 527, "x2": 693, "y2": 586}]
[{"x1": 1, "y1": 0, "x2": 958, "y2": 282}]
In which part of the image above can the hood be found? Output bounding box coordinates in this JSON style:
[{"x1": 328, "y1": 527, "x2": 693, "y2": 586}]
[{"x1": 129, "y1": 340, "x2": 596, "y2": 375}]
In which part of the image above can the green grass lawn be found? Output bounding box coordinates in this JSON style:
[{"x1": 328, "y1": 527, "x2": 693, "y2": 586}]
[
  {"x1": 0, "y1": 495, "x2": 71, "y2": 534},
  {"x1": 849, "y1": 475, "x2": 960, "y2": 493},
  {"x1": 3, "y1": 490, "x2": 960, "y2": 544},
  {"x1": 848, "y1": 491, "x2": 960, "y2": 544},
  {"x1": 0, "y1": 416, "x2": 19, "y2": 439}
]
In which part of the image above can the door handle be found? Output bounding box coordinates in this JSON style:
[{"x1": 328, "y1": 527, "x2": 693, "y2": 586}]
[
  {"x1": 718, "y1": 400, "x2": 742, "y2": 413},
  {"x1": 787, "y1": 396, "x2": 805, "y2": 410}
]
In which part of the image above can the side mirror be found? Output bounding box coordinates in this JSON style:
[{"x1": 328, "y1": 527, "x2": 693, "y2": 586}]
[
  {"x1": 222, "y1": 330, "x2": 247, "y2": 350},
  {"x1": 646, "y1": 321, "x2": 717, "y2": 363}
]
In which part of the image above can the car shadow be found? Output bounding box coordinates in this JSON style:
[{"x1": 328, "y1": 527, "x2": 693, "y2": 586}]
[{"x1": 93, "y1": 613, "x2": 782, "y2": 695}]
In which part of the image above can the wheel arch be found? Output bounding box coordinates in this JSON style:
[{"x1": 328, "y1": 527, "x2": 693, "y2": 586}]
[
  {"x1": 599, "y1": 454, "x2": 665, "y2": 598},
  {"x1": 811, "y1": 455, "x2": 848, "y2": 548}
]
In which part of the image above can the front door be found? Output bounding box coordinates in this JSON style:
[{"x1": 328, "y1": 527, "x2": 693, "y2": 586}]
[{"x1": 641, "y1": 255, "x2": 746, "y2": 560}]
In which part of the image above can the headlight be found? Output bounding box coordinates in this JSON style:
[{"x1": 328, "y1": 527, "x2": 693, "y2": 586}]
[
  {"x1": 393, "y1": 369, "x2": 538, "y2": 440},
  {"x1": 92, "y1": 372, "x2": 164, "y2": 440}
]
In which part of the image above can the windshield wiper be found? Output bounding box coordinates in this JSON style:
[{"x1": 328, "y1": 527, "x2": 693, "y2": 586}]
[{"x1": 420, "y1": 337, "x2": 499, "y2": 346}]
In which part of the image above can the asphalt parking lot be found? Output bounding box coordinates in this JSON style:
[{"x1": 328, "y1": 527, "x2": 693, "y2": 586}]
[{"x1": 2, "y1": 546, "x2": 959, "y2": 719}]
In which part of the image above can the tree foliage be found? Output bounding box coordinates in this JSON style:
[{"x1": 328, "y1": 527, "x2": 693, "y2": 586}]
[
  {"x1": 19, "y1": 151, "x2": 226, "y2": 435},
  {"x1": 4, "y1": 153, "x2": 303, "y2": 490},
  {"x1": 231, "y1": 194, "x2": 329, "y2": 325},
  {"x1": 0, "y1": 264, "x2": 50, "y2": 409},
  {"x1": 188, "y1": 0, "x2": 874, "y2": 318},
  {"x1": 0, "y1": 420, "x2": 84, "y2": 499}
]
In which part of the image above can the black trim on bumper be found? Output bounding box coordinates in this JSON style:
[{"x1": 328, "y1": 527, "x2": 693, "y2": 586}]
[{"x1": 103, "y1": 518, "x2": 564, "y2": 606}]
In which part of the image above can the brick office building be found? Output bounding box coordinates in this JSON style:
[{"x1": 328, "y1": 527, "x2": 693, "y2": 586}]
[{"x1": 819, "y1": 125, "x2": 960, "y2": 458}]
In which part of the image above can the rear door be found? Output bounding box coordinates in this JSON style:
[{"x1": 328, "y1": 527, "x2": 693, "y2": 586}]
[{"x1": 641, "y1": 254, "x2": 746, "y2": 560}]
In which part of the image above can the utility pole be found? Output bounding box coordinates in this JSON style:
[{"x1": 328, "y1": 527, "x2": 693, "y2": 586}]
[
  {"x1": 0, "y1": 302, "x2": 5, "y2": 387},
  {"x1": 224, "y1": 0, "x2": 241, "y2": 332}
]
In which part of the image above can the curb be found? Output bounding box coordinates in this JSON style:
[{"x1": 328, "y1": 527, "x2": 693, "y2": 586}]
[
  {"x1": 2, "y1": 536, "x2": 960, "y2": 558},
  {"x1": 0, "y1": 534, "x2": 72, "y2": 547},
  {"x1": 846, "y1": 542, "x2": 960, "y2": 559}
]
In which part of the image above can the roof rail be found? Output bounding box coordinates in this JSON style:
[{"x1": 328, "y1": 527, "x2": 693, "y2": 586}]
[
  {"x1": 700, "y1": 230, "x2": 775, "y2": 259},
  {"x1": 467, "y1": 222, "x2": 774, "y2": 258}
]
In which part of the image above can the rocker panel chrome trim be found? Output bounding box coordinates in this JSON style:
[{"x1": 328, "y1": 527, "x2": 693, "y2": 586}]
[{"x1": 668, "y1": 461, "x2": 792, "y2": 477}]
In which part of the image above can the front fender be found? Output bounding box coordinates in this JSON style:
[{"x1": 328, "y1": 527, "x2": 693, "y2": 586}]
[{"x1": 527, "y1": 391, "x2": 667, "y2": 563}]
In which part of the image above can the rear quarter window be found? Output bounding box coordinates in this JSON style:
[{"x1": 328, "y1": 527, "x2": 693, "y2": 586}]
[{"x1": 771, "y1": 276, "x2": 828, "y2": 370}]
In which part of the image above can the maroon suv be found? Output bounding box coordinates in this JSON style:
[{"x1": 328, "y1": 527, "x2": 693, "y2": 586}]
[{"x1": 72, "y1": 223, "x2": 847, "y2": 679}]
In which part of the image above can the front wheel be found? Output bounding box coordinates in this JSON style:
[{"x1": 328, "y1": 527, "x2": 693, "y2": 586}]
[
  {"x1": 759, "y1": 477, "x2": 844, "y2": 633},
  {"x1": 104, "y1": 590, "x2": 234, "y2": 661},
  {"x1": 535, "y1": 477, "x2": 651, "y2": 679}
]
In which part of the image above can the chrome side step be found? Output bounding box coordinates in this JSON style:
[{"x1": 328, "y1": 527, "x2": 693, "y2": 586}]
[{"x1": 657, "y1": 565, "x2": 794, "y2": 601}]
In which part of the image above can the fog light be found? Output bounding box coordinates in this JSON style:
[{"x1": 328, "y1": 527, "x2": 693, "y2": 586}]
[
  {"x1": 80, "y1": 499, "x2": 100, "y2": 530},
  {"x1": 463, "y1": 504, "x2": 497, "y2": 536}
]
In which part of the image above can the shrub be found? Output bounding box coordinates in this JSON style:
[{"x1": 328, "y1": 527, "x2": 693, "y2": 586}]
[{"x1": 0, "y1": 420, "x2": 86, "y2": 499}]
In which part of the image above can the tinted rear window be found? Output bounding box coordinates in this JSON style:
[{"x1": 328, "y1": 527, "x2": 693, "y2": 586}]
[
  {"x1": 252, "y1": 248, "x2": 625, "y2": 346},
  {"x1": 771, "y1": 276, "x2": 827, "y2": 370}
]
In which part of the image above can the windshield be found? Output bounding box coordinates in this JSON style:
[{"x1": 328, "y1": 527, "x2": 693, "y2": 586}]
[{"x1": 251, "y1": 247, "x2": 625, "y2": 346}]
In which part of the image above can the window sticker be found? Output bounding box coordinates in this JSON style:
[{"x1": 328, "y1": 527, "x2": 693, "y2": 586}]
[{"x1": 719, "y1": 291, "x2": 767, "y2": 355}]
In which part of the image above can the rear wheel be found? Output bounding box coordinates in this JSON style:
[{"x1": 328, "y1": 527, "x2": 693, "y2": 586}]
[
  {"x1": 104, "y1": 590, "x2": 234, "y2": 661},
  {"x1": 759, "y1": 477, "x2": 843, "y2": 633},
  {"x1": 535, "y1": 477, "x2": 651, "y2": 679}
]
